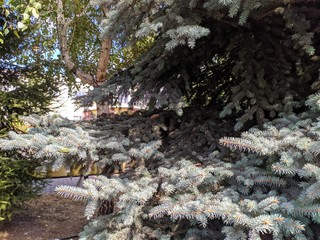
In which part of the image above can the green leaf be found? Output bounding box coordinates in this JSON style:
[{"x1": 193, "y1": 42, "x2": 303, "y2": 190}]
[
  {"x1": 13, "y1": 30, "x2": 20, "y2": 38},
  {"x1": 5, "y1": 9, "x2": 10, "y2": 18},
  {"x1": 31, "y1": 8, "x2": 39, "y2": 19},
  {"x1": 4, "y1": 28, "x2": 9, "y2": 36},
  {"x1": 59, "y1": 147, "x2": 71, "y2": 153},
  {"x1": 33, "y1": 2, "x2": 42, "y2": 9},
  {"x1": 22, "y1": 12, "x2": 30, "y2": 20},
  {"x1": 17, "y1": 22, "x2": 26, "y2": 29},
  {"x1": 0, "y1": 201, "x2": 10, "y2": 210}
]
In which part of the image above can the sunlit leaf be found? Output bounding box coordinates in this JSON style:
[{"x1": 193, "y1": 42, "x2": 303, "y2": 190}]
[
  {"x1": 13, "y1": 30, "x2": 20, "y2": 38},
  {"x1": 17, "y1": 22, "x2": 26, "y2": 29}
]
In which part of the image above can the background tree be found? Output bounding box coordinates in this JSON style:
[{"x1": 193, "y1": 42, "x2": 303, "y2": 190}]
[
  {"x1": 0, "y1": 4, "x2": 55, "y2": 223},
  {"x1": 0, "y1": 2, "x2": 60, "y2": 131},
  {"x1": 2, "y1": 0, "x2": 151, "y2": 100},
  {"x1": 0, "y1": 0, "x2": 42, "y2": 44},
  {"x1": 54, "y1": 0, "x2": 154, "y2": 114}
]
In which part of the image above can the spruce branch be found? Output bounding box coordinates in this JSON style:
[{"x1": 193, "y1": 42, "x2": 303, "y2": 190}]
[{"x1": 219, "y1": 137, "x2": 266, "y2": 154}]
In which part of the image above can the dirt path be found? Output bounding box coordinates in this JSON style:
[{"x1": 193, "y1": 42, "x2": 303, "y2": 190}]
[{"x1": 0, "y1": 194, "x2": 87, "y2": 240}]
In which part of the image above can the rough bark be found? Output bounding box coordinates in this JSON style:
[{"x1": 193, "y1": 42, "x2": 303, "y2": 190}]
[
  {"x1": 56, "y1": 0, "x2": 112, "y2": 87},
  {"x1": 56, "y1": 0, "x2": 95, "y2": 86},
  {"x1": 56, "y1": 0, "x2": 112, "y2": 115},
  {"x1": 96, "y1": 4, "x2": 112, "y2": 85}
]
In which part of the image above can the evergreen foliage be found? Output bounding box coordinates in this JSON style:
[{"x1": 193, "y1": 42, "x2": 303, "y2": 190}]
[
  {"x1": 0, "y1": 3, "x2": 61, "y2": 132},
  {"x1": 4, "y1": 93, "x2": 320, "y2": 239},
  {"x1": 85, "y1": 0, "x2": 320, "y2": 129},
  {"x1": 0, "y1": 63, "x2": 58, "y2": 132},
  {"x1": 0, "y1": 5, "x2": 58, "y2": 223},
  {"x1": 0, "y1": 156, "x2": 45, "y2": 222},
  {"x1": 2, "y1": 0, "x2": 320, "y2": 239}
]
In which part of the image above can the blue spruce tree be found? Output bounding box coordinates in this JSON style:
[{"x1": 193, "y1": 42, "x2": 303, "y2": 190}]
[{"x1": 1, "y1": 0, "x2": 320, "y2": 239}]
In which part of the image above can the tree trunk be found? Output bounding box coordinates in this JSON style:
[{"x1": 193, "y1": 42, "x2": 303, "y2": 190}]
[{"x1": 56, "y1": 0, "x2": 113, "y2": 116}]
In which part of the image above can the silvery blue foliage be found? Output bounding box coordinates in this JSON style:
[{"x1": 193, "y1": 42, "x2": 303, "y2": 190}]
[
  {"x1": 1, "y1": 0, "x2": 320, "y2": 239},
  {"x1": 3, "y1": 94, "x2": 320, "y2": 239}
]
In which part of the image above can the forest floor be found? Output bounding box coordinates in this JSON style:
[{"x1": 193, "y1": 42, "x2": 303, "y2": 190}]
[{"x1": 0, "y1": 177, "x2": 88, "y2": 240}]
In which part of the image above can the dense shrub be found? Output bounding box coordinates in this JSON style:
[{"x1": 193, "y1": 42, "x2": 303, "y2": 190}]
[{"x1": 0, "y1": 156, "x2": 46, "y2": 222}]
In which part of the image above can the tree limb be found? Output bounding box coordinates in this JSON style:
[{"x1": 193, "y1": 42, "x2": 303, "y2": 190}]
[
  {"x1": 96, "y1": 3, "x2": 112, "y2": 85},
  {"x1": 56, "y1": 0, "x2": 95, "y2": 86}
]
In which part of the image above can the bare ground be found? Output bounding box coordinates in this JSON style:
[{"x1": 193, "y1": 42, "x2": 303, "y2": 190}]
[{"x1": 0, "y1": 194, "x2": 87, "y2": 240}]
